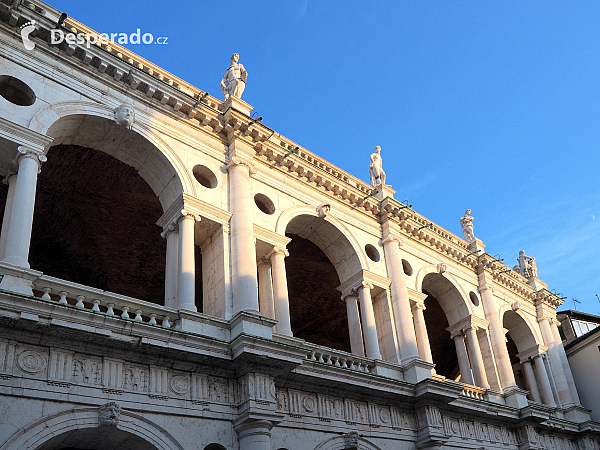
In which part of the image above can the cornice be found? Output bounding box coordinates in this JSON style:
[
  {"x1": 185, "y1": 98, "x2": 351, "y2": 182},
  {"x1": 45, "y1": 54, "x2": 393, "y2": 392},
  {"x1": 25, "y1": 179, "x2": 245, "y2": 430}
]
[
  {"x1": 0, "y1": 117, "x2": 53, "y2": 152},
  {"x1": 253, "y1": 225, "x2": 291, "y2": 248}
]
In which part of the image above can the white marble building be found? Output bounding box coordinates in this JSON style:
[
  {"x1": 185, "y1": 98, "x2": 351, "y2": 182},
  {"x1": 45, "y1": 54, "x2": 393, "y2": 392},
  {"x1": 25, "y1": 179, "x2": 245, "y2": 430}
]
[{"x1": 0, "y1": 1, "x2": 599, "y2": 449}]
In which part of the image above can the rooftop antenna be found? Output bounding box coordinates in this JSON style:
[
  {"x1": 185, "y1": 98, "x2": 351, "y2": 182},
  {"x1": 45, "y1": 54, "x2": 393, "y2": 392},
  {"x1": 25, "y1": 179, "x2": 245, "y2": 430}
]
[{"x1": 573, "y1": 298, "x2": 581, "y2": 311}]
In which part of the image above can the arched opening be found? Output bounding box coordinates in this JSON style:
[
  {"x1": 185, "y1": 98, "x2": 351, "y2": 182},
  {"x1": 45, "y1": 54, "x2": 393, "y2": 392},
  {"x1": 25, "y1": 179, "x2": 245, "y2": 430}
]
[
  {"x1": 204, "y1": 444, "x2": 227, "y2": 450},
  {"x1": 34, "y1": 427, "x2": 158, "y2": 450},
  {"x1": 28, "y1": 145, "x2": 168, "y2": 304},
  {"x1": 283, "y1": 214, "x2": 364, "y2": 353},
  {"x1": 0, "y1": 113, "x2": 203, "y2": 308},
  {"x1": 503, "y1": 310, "x2": 539, "y2": 396},
  {"x1": 421, "y1": 273, "x2": 471, "y2": 381}
]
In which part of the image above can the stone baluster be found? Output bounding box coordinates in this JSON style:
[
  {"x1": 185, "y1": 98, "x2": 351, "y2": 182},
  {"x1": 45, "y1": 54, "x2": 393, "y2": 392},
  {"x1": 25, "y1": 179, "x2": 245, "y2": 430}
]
[
  {"x1": 357, "y1": 282, "x2": 382, "y2": 360},
  {"x1": 411, "y1": 299, "x2": 433, "y2": 365},
  {"x1": 452, "y1": 332, "x2": 474, "y2": 385},
  {"x1": 161, "y1": 222, "x2": 179, "y2": 309},
  {"x1": 465, "y1": 326, "x2": 490, "y2": 389},
  {"x1": 226, "y1": 156, "x2": 259, "y2": 314},
  {"x1": 0, "y1": 173, "x2": 17, "y2": 260},
  {"x1": 176, "y1": 211, "x2": 199, "y2": 311},
  {"x1": 75, "y1": 295, "x2": 85, "y2": 309},
  {"x1": 533, "y1": 354, "x2": 556, "y2": 407},
  {"x1": 342, "y1": 291, "x2": 365, "y2": 357},
  {"x1": 58, "y1": 291, "x2": 68, "y2": 305},
  {"x1": 380, "y1": 235, "x2": 420, "y2": 362},
  {"x1": 521, "y1": 359, "x2": 542, "y2": 403},
  {"x1": 269, "y1": 246, "x2": 292, "y2": 336},
  {"x1": 257, "y1": 257, "x2": 274, "y2": 319},
  {"x1": 1, "y1": 147, "x2": 46, "y2": 269}
]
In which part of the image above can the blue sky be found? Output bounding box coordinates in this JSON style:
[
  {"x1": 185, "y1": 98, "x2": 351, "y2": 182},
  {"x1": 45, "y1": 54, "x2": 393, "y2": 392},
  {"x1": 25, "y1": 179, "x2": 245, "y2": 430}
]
[{"x1": 51, "y1": 1, "x2": 600, "y2": 314}]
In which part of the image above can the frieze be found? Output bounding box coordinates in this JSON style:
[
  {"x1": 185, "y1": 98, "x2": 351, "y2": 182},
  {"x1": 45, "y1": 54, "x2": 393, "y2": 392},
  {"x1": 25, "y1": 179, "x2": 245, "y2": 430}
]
[{"x1": 15, "y1": 347, "x2": 48, "y2": 376}]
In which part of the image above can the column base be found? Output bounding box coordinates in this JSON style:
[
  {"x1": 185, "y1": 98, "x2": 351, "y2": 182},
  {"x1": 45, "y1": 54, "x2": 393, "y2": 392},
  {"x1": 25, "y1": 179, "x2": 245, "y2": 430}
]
[
  {"x1": 0, "y1": 263, "x2": 41, "y2": 296},
  {"x1": 229, "y1": 311, "x2": 277, "y2": 340},
  {"x1": 503, "y1": 387, "x2": 530, "y2": 408},
  {"x1": 401, "y1": 357, "x2": 434, "y2": 383},
  {"x1": 563, "y1": 404, "x2": 592, "y2": 423}
]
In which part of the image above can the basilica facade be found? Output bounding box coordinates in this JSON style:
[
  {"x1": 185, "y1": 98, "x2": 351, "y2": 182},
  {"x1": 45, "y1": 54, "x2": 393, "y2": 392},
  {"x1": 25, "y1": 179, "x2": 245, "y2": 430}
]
[{"x1": 0, "y1": 1, "x2": 599, "y2": 449}]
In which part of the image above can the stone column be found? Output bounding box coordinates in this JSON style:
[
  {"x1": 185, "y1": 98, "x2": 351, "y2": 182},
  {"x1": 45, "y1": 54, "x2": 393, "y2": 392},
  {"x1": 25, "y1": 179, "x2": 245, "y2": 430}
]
[
  {"x1": 411, "y1": 301, "x2": 433, "y2": 364},
  {"x1": 452, "y1": 333, "x2": 474, "y2": 385},
  {"x1": 538, "y1": 315, "x2": 573, "y2": 407},
  {"x1": 1, "y1": 147, "x2": 46, "y2": 268},
  {"x1": 227, "y1": 157, "x2": 259, "y2": 314},
  {"x1": 176, "y1": 211, "x2": 198, "y2": 311},
  {"x1": 478, "y1": 281, "x2": 517, "y2": 389},
  {"x1": 357, "y1": 282, "x2": 382, "y2": 360},
  {"x1": 550, "y1": 318, "x2": 581, "y2": 406},
  {"x1": 465, "y1": 326, "x2": 490, "y2": 389},
  {"x1": 234, "y1": 419, "x2": 273, "y2": 450},
  {"x1": 533, "y1": 354, "x2": 556, "y2": 407},
  {"x1": 0, "y1": 173, "x2": 17, "y2": 260},
  {"x1": 380, "y1": 235, "x2": 420, "y2": 362},
  {"x1": 269, "y1": 246, "x2": 292, "y2": 336},
  {"x1": 161, "y1": 223, "x2": 179, "y2": 309},
  {"x1": 521, "y1": 359, "x2": 542, "y2": 403},
  {"x1": 343, "y1": 291, "x2": 365, "y2": 357},
  {"x1": 257, "y1": 258, "x2": 274, "y2": 319}
]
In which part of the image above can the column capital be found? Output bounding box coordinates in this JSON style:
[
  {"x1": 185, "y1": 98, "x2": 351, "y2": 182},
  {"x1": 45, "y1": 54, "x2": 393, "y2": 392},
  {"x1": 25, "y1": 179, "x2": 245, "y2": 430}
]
[
  {"x1": 177, "y1": 209, "x2": 201, "y2": 223},
  {"x1": 380, "y1": 233, "x2": 403, "y2": 247},
  {"x1": 478, "y1": 282, "x2": 494, "y2": 294},
  {"x1": 267, "y1": 245, "x2": 288, "y2": 260},
  {"x1": 257, "y1": 256, "x2": 271, "y2": 268},
  {"x1": 2, "y1": 171, "x2": 16, "y2": 184},
  {"x1": 357, "y1": 280, "x2": 373, "y2": 291},
  {"x1": 411, "y1": 301, "x2": 426, "y2": 311},
  {"x1": 340, "y1": 291, "x2": 357, "y2": 302},
  {"x1": 16, "y1": 146, "x2": 47, "y2": 168},
  {"x1": 225, "y1": 155, "x2": 256, "y2": 175},
  {"x1": 160, "y1": 222, "x2": 178, "y2": 239},
  {"x1": 517, "y1": 344, "x2": 549, "y2": 363}
]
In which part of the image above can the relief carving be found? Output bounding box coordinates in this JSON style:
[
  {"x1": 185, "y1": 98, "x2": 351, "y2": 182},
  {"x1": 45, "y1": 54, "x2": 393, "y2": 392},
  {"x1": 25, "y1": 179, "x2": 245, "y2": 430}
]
[
  {"x1": 98, "y1": 402, "x2": 121, "y2": 427},
  {"x1": 72, "y1": 359, "x2": 101, "y2": 385},
  {"x1": 16, "y1": 350, "x2": 46, "y2": 374}
]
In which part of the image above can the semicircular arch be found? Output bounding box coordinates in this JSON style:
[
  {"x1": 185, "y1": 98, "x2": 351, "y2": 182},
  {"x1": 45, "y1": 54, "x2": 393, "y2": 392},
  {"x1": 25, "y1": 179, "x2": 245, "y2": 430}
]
[
  {"x1": 0, "y1": 407, "x2": 184, "y2": 450},
  {"x1": 29, "y1": 101, "x2": 195, "y2": 210},
  {"x1": 276, "y1": 204, "x2": 369, "y2": 281},
  {"x1": 314, "y1": 434, "x2": 382, "y2": 450},
  {"x1": 275, "y1": 205, "x2": 369, "y2": 274},
  {"x1": 499, "y1": 304, "x2": 543, "y2": 350},
  {"x1": 416, "y1": 264, "x2": 472, "y2": 325}
]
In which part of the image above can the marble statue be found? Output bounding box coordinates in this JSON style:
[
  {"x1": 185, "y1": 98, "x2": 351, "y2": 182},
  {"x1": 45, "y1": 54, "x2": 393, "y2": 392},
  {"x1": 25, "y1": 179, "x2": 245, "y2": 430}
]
[
  {"x1": 517, "y1": 250, "x2": 537, "y2": 278},
  {"x1": 459, "y1": 209, "x2": 476, "y2": 244},
  {"x1": 221, "y1": 53, "x2": 247, "y2": 99},
  {"x1": 368, "y1": 146, "x2": 386, "y2": 187},
  {"x1": 113, "y1": 103, "x2": 135, "y2": 129}
]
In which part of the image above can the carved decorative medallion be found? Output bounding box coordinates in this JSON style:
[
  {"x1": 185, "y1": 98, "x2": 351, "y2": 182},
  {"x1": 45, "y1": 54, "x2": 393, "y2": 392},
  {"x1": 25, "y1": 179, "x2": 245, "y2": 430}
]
[{"x1": 17, "y1": 350, "x2": 46, "y2": 373}]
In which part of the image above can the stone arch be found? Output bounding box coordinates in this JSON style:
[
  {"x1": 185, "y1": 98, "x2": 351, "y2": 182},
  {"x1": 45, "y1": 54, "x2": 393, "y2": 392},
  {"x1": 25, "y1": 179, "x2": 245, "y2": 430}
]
[
  {"x1": 0, "y1": 407, "x2": 184, "y2": 450},
  {"x1": 501, "y1": 307, "x2": 542, "y2": 353},
  {"x1": 275, "y1": 204, "x2": 368, "y2": 282},
  {"x1": 314, "y1": 434, "x2": 383, "y2": 450},
  {"x1": 29, "y1": 100, "x2": 194, "y2": 210},
  {"x1": 416, "y1": 264, "x2": 472, "y2": 326}
]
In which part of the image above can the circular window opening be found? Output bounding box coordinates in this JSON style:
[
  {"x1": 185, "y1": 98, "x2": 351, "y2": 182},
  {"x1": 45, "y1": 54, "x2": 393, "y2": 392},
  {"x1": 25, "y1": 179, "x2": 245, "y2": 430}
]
[
  {"x1": 192, "y1": 164, "x2": 218, "y2": 189},
  {"x1": 365, "y1": 244, "x2": 380, "y2": 262},
  {"x1": 0, "y1": 75, "x2": 36, "y2": 106},
  {"x1": 254, "y1": 193, "x2": 275, "y2": 215},
  {"x1": 469, "y1": 291, "x2": 480, "y2": 307},
  {"x1": 402, "y1": 259, "x2": 413, "y2": 276}
]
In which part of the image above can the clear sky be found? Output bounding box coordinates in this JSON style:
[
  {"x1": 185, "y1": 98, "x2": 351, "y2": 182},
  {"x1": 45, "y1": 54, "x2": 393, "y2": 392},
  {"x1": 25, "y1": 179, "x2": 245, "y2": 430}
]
[{"x1": 51, "y1": 1, "x2": 600, "y2": 315}]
